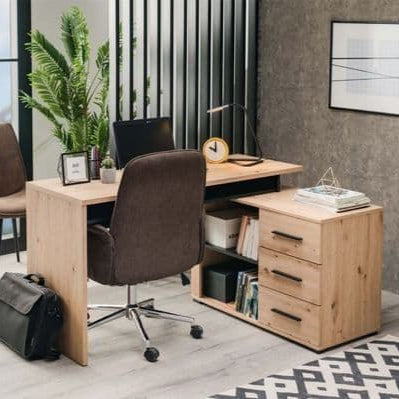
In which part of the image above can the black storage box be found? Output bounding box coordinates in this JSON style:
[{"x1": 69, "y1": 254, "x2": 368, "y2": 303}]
[{"x1": 203, "y1": 262, "x2": 255, "y2": 303}]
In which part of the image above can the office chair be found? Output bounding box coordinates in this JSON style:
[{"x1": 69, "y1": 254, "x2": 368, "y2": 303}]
[
  {"x1": 112, "y1": 117, "x2": 190, "y2": 286},
  {"x1": 87, "y1": 150, "x2": 206, "y2": 362},
  {"x1": 0, "y1": 123, "x2": 27, "y2": 262}
]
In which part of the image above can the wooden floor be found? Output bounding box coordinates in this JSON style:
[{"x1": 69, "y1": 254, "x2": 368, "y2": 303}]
[{"x1": 1, "y1": 252, "x2": 399, "y2": 399}]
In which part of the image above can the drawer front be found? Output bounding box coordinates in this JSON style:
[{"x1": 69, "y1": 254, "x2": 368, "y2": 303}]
[
  {"x1": 259, "y1": 248, "x2": 321, "y2": 305},
  {"x1": 259, "y1": 286, "x2": 320, "y2": 347},
  {"x1": 260, "y1": 210, "x2": 322, "y2": 264}
]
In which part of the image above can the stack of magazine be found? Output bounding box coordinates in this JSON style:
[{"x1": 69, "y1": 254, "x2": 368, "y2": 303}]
[
  {"x1": 235, "y1": 269, "x2": 258, "y2": 320},
  {"x1": 294, "y1": 186, "x2": 371, "y2": 213}
]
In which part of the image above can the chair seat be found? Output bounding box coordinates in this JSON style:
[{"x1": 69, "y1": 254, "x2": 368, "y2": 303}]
[{"x1": 0, "y1": 190, "x2": 26, "y2": 218}]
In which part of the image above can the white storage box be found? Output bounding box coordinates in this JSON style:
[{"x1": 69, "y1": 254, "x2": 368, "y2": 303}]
[{"x1": 205, "y1": 207, "x2": 248, "y2": 249}]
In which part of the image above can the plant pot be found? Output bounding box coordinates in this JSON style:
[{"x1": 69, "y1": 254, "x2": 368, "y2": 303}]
[{"x1": 100, "y1": 167, "x2": 116, "y2": 184}]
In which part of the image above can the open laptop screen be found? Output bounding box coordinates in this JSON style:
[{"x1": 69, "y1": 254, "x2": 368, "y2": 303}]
[{"x1": 113, "y1": 118, "x2": 175, "y2": 168}]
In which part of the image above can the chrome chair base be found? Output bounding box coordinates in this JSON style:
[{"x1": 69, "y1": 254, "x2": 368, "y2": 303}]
[{"x1": 87, "y1": 286, "x2": 203, "y2": 362}]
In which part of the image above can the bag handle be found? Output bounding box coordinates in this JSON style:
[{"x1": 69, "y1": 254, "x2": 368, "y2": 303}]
[{"x1": 24, "y1": 273, "x2": 45, "y2": 286}]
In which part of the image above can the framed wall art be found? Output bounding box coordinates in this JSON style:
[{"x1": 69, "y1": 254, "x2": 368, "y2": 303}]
[{"x1": 330, "y1": 21, "x2": 399, "y2": 116}]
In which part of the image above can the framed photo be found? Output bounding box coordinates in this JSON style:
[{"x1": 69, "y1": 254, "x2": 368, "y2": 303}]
[
  {"x1": 330, "y1": 21, "x2": 399, "y2": 116},
  {"x1": 61, "y1": 152, "x2": 91, "y2": 186}
]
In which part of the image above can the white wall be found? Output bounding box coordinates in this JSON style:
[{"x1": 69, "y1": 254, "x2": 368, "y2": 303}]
[{"x1": 31, "y1": 0, "x2": 109, "y2": 179}]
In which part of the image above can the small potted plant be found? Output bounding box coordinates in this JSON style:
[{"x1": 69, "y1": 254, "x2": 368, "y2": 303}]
[{"x1": 100, "y1": 155, "x2": 116, "y2": 184}]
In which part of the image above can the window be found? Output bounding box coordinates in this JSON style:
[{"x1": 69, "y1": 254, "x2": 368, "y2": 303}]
[
  {"x1": 0, "y1": 0, "x2": 30, "y2": 251},
  {"x1": 0, "y1": 0, "x2": 19, "y2": 131}
]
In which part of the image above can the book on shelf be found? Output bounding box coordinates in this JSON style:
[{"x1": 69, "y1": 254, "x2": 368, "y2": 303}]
[
  {"x1": 234, "y1": 269, "x2": 258, "y2": 319},
  {"x1": 294, "y1": 186, "x2": 371, "y2": 212},
  {"x1": 236, "y1": 216, "x2": 259, "y2": 260},
  {"x1": 236, "y1": 215, "x2": 249, "y2": 255}
]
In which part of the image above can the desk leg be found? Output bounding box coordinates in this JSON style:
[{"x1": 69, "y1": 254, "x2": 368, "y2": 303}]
[{"x1": 27, "y1": 187, "x2": 88, "y2": 366}]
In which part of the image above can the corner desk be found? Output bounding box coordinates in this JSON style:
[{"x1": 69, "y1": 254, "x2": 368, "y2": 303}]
[{"x1": 26, "y1": 159, "x2": 302, "y2": 365}]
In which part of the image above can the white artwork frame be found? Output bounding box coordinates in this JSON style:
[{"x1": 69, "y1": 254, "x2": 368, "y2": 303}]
[{"x1": 330, "y1": 21, "x2": 399, "y2": 116}]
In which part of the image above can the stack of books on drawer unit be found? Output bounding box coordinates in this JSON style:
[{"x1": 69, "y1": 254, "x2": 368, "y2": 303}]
[
  {"x1": 294, "y1": 186, "x2": 370, "y2": 212},
  {"x1": 235, "y1": 269, "x2": 258, "y2": 319},
  {"x1": 236, "y1": 215, "x2": 259, "y2": 261}
]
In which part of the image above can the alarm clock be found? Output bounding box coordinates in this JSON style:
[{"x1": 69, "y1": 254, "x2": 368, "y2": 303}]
[{"x1": 202, "y1": 137, "x2": 229, "y2": 164}]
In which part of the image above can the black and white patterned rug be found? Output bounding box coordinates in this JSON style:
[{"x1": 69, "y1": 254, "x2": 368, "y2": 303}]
[{"x1": 209, "y1": 335, "x2": 399, "y2": 399}]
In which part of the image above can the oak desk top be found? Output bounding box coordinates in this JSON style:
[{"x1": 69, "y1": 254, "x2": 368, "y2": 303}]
[
  {"x1": 26, "y1": 159, "x2": 303, "y2": 206},
  {"x1": 236, "y1": 187, "x2": 383, "y2": 223}
]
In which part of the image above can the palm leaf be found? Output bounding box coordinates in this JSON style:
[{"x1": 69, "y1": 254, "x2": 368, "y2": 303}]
[
  {"x1": 61, "y1": 6, "x2": 90, "y2": 65},
  {"x1": 20, "y1": 91, "x2": 62, "y2": 128},
  {"x1": 29, "y1": 69, "x2": 69, "y2": 119},
  {"x1": 28, "y1": 31, "x2": 70, "y2": 78},
  {"x1": 20, "y1": 91, "x2": 72, "y2": 151},
  {"x1": 96, "y1": 41, "x2": 109, "y2": 79}
]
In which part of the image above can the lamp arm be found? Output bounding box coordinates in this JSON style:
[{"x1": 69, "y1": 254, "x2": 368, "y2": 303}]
[{"x1": 230, "y1": 103, "x2": 263, "y2": 159}]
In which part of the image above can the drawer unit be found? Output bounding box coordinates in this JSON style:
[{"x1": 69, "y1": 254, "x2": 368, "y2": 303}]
[
  {"x1": 259, "y1": 210, "x2": 322, "y2": 264},
  {"x1": 193, "y1": 188, "x2": 383, "y2": 352},
  {"x1": 259, "y1": 247, "x2": 321, "y2": 305},
  {"x1": 259, "y1": 286, "x2": 321, "y2": 348}
]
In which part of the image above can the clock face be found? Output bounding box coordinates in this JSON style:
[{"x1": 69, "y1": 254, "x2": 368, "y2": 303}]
[{"x1": 202, "y1": 138, "x2": 229, "y2": 163}]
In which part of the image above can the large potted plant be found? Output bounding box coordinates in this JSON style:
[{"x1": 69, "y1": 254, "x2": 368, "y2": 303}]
[{"x1": 21, "y1": 6, "x2": 110, "y2": 165}]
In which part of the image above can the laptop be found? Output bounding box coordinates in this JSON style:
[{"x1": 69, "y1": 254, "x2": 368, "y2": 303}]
[{"x1": 113, "y1": 117, "x2": 175, "y2": 168}]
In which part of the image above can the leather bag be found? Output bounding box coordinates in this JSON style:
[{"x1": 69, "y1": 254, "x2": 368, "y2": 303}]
[{"x1": 0, "y1": 272, "x2": 63, "y2": 360}]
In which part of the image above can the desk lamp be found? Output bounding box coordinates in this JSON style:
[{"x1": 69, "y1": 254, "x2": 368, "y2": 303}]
[{"x1": 207, "y1": 103, "x2": 264, "y2": 166}]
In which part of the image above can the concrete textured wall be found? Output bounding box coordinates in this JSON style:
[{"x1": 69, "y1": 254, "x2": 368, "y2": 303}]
[{"x1": 258, "y1": 0, "x2": 399, "y2": 293}]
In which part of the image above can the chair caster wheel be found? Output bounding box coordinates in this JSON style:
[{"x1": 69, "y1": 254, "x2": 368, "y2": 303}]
[
  {"x1": 190, "y1": 325, "x2": 203, "y2": 339},
  {"x1": 144, "y1": 347, "x2": 160, "y2": 362}
]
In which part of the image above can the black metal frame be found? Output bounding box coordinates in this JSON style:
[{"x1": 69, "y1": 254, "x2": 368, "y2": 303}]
[{"x1": 329, "y1": 20, "x2": 399, "y2": 118}]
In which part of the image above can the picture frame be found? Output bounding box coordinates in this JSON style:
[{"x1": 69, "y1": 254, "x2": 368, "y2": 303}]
[
  {"x1": 329, "y1": 21, "x2": 399, "y2": 116},
  {"x1": 61, "y1": 151, "x2": 91, "y2": 186}
]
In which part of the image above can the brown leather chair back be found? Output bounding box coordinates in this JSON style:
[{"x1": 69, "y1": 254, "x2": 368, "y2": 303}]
[
  {"x1": 0, "y1": 123, "x2": 26, "y2": 197},
  {"x1": 110, "y1": 150, "x2": 206, "y2": 285}
]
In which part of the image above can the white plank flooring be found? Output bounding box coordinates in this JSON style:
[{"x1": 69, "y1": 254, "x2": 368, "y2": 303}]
[{"x1": 0, "y1": 252, "x2": 398, "y2": 399}]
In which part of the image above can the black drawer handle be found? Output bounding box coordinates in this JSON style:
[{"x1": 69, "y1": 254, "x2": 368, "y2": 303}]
[
  {"x1": 271, "y1": 269, "x2": 302, "y2": 283},
  {"x1": 271, "y1": 308, "x2": 302, "y2": 322},
  {"x1": 272, "y1": 230, "x2": 303, "y2": 242}
]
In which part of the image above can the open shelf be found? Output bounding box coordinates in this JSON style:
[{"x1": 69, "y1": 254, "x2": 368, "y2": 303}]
[
  {"x1": 204, "y1": 243, "x2": 258, "y2": 265},
  {"x1": 193, "y1": 295, "x2": 260, "y2": 328}
]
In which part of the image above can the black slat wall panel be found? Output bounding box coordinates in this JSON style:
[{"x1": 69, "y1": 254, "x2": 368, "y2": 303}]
[
  {"x1": 117, "y1": 0, "x2": 258, "y2": 152},
  {"x1": 246, "y1": 0, "x2": 257, "y2": 154},
  {"x1": 143, "y1": 0, "x2": 148, "y2": 118},
  {"x1": 160, "y1": 0, "x2": 171, "y2": 117},
  {"x1": 233, "y1": 0, "x2": 246, "y2": 153},
  {"x1": 197, "y1": 0, "x2": 211, "y2": 148},
  {"x1": 173, "y1": 0, "x2": 185, "y2": 148},
  {"x1": 221, "y1": 0, "x2": 234, "y2": 146},
  {"x1": 157, "y1": 0, "x2": 162, "y2": 116},
  {"x1": 129, "y1": 0, "x2": 134, "y2": 120},
  {"x1": 209, "y1": 0, "x2": 222, "y2": 138},
  {"x1": 185, "y1": 0, "x2": 197, "y2": 149},
  {"x1": 148, "y1": 0, "x2": 158, "y2": 117}
]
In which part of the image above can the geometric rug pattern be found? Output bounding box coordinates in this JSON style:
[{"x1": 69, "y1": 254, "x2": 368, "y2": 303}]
[{"x1": 209, "y1": 335, "x2": 399, "y2": 399}]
